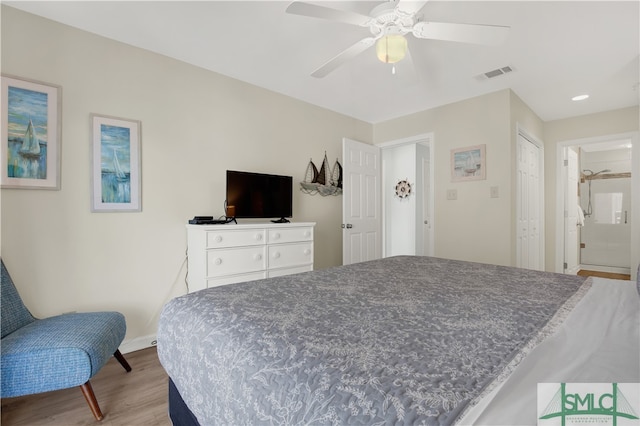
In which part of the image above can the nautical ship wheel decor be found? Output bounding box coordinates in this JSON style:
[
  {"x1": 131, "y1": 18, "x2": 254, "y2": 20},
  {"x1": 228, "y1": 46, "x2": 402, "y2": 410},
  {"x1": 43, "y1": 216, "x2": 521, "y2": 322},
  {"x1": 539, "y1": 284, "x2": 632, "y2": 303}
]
[{"x1": 395, "y1": 179, "x2": 412, "y2": 199}]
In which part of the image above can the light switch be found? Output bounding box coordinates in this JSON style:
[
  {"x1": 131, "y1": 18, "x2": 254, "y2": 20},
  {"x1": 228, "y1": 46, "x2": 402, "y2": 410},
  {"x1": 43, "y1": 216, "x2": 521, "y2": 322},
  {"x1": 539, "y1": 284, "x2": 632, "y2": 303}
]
[
  {"x1": 447, "y1": 189, "x2": 457, "y2": 200},
  {"x1": 490, "y1": 186, "x2": 499, "y2": 198}
]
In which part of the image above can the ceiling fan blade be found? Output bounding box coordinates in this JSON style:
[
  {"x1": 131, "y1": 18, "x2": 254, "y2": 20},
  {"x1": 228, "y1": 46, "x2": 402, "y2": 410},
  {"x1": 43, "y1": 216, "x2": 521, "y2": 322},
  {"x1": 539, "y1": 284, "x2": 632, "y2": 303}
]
[
  {"x1": 285, "y1": 2, "x2": 371, "y2": 26},
  {"x1": 311, "y1": 37, "x2": 376, "y2": 78},
  {"x1": 412, "y1": 21, "x2": 509, "y2": 46},
  {"x1": 395, "y1": 1, "x2": 429, "y2": 16}
]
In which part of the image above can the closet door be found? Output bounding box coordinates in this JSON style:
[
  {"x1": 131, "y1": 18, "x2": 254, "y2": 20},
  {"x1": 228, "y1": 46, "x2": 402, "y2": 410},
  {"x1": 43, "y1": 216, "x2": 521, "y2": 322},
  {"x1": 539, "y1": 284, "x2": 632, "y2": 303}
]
[{"x1": 517, "y1": 134, "x2": 542, "y2": 270}]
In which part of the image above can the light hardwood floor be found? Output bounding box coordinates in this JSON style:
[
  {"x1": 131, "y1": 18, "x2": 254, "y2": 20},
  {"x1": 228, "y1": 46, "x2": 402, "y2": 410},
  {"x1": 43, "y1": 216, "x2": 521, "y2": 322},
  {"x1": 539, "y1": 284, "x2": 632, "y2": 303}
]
[
  {"x1": 1, "y1": 346, "x2": 170, "y2": 426},
  {"x1": 577, "y1": 269, "x2": 631, "y2": 280}
]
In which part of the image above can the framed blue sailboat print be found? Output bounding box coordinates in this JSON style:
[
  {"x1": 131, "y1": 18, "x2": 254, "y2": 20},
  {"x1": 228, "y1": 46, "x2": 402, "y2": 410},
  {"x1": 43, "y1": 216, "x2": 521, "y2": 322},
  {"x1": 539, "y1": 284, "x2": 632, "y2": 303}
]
[
  {"x1": 450, "y1": 144, "x2": 486, "y2": 182},
  {"x1": 1, "y1": 75, "x2": 62, "y2": 189},
  {"x1": 91, "y1": 114, "x2": 141, "y2": 212}
]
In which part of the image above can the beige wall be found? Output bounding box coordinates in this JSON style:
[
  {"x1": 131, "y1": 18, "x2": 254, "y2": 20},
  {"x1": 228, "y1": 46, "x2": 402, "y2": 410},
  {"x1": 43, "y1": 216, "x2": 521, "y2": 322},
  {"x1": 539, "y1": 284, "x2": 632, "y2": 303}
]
[
  {"x1": 1, "y1": 6, "x2": 370, "y2": 349},
  {"x1": 374, "y1": 89, "x2": 517, "y2": 266},
  {"x1": 374, "y1": 90, "x2": 640, "y2": 275}
]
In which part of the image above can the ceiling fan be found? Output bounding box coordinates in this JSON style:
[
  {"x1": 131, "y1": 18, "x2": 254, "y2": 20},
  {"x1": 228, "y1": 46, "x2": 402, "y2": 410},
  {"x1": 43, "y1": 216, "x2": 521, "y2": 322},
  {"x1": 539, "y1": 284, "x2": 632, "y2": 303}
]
[{"x1": 286, "y1": 1, "x2": 510, "y2": 78}]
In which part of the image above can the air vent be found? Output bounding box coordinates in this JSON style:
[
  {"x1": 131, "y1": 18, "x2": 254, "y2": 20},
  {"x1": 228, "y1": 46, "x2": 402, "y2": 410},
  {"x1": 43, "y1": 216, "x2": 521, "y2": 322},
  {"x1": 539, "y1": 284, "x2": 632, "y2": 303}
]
[{"x1": 475, "y1": 65, "x2": 515, "y2": 81}]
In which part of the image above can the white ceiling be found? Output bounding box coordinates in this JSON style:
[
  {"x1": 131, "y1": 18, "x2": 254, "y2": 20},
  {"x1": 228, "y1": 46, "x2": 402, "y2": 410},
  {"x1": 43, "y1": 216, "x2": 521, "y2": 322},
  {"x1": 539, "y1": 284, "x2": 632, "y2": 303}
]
[{"x1": 6, "y1": 1, "x2": 640, "y2": 124}]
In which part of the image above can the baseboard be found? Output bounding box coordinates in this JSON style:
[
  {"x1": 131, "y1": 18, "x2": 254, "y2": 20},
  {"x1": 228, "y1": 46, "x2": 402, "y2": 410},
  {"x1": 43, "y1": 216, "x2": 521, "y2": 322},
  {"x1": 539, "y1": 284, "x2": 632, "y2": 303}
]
[
  {"x1": 565, "y1": 265, "x2": 581, "y2": 275},
  {"x1": 119, "y1": 334, "x2": 157, "y2": 354}
]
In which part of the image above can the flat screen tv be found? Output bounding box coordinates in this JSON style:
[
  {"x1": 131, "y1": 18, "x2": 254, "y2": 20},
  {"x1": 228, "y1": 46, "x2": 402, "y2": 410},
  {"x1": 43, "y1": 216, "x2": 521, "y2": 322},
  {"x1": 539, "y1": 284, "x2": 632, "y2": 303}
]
[{"x1": 226, "y1": 170, "x2": 293, "y2": 223}]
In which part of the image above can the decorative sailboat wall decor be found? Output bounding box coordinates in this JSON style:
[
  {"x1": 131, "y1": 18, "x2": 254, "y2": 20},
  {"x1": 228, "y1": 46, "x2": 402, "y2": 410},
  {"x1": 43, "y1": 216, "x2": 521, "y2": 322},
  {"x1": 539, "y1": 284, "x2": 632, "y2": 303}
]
[
  {"x1": 300, "y1": 152, "x2": 342, "y2": 196},
  {"x1": 20, "y1": 119, "x2": 41, "y2": 157},
  {"x1": 16, "y1": 118, "x2": 44, "y2": 180}
]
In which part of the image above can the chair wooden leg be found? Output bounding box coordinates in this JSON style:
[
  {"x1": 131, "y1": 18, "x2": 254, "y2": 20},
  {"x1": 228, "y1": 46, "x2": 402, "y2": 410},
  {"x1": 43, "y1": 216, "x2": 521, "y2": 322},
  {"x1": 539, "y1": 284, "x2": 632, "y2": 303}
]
[
  {"x1": 80, "y1": 381, "x2": 104, "y2": 421},
  {"x1": 114, "y1": 349, "x2": 132, "y2": 372}
]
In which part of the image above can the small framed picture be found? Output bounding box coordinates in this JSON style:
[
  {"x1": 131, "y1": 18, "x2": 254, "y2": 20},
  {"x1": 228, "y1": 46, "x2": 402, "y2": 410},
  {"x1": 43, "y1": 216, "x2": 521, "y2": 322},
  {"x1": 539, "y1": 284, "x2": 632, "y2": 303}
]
[
  {"x1": 1, "y1": 75, "x2": 62, "y2": 189},
  {"x1": 91, "y1": 114, "x2": 141, "y2": 212},
  {"x1": 451, "y1": 144, "x2": 486, "y2": 182}
]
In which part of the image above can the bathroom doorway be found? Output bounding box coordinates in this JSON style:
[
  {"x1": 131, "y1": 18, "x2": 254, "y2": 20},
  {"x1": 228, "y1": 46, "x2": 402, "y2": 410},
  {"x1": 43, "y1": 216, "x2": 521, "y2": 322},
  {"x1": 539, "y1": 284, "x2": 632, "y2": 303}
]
[
  {"x1": 579, "y1": 143, "x2": 632, "y2": 274},
  {"x1": 558, "y1": 133, "x2": 639, "y2": 280}
]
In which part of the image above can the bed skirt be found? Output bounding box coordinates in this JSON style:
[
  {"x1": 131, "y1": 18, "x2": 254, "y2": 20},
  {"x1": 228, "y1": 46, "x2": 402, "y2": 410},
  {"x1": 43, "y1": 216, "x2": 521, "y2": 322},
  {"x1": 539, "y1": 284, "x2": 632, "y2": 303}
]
[{"x1": 169, "y1": 378, "x2": 200, "y2": 426}]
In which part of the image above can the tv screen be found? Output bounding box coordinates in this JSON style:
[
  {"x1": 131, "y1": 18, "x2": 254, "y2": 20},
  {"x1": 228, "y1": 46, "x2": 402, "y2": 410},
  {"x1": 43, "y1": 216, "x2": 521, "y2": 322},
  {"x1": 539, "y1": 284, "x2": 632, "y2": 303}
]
[{"x1": 226, "y1": 170, "x2": 293, "y2": 222}]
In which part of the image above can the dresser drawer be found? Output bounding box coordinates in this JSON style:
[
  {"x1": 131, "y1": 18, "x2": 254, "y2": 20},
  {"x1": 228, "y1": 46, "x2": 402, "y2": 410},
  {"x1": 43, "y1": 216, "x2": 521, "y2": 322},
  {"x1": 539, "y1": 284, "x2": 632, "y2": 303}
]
[
  {"x1": 268, "y1": 242, "x2": 313, "y2": 269},
  {"x1": 207, "y1": 271, "x2": 267, "y2": 288},
  {"x1": 207, "y1": 246, "x2": 266, "y2": 277},
  {"x1": 268, "y1": 265, "x2": 312, "y2": 278},
  {"x1": 206, "y1": 229, "x2": 266, "y2": 249},
  {"x1": 267, "y1": 226, "x2": 313, "y2": 244}
]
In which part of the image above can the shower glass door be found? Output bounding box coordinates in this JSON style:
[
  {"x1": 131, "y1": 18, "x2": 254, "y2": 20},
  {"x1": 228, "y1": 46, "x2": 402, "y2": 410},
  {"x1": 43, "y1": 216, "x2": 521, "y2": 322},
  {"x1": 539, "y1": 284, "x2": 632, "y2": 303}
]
[{"x1": 580, "y1": 177, "x2": 631, "y2": 269}]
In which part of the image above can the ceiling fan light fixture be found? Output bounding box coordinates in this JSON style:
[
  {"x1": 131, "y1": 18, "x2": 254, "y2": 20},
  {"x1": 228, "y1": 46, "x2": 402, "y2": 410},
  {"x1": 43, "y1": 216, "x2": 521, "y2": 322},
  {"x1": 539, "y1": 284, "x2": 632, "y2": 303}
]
[{"x1": 375, "y1": 34, "x2": 407, "y2": 64}]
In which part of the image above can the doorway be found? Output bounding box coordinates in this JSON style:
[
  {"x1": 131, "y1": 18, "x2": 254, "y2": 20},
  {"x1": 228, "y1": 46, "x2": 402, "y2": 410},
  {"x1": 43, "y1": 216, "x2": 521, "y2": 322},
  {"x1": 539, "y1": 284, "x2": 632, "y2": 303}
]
[
  {"x1": 556, "y1": 132, "x2": 639, "y2": 281},
  {"x1": 580, "y1": 145, "x2": 631, "y2": 273},
  {"x1": 378, "y1": 133, "x2": 434, "y2": 257}
]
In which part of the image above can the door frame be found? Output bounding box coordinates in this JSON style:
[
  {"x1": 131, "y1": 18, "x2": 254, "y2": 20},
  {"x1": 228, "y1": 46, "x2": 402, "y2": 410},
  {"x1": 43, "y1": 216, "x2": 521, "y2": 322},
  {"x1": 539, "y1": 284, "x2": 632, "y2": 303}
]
[
  {"x1": 564, "y1": 148, "x2": 580, "y2": 274},
  {"x1": 377, "y1": 132, "x2": 435, "y2": 257},
  {"x1": 554, "y1": 131, "x2": 639, "y2": 280}
]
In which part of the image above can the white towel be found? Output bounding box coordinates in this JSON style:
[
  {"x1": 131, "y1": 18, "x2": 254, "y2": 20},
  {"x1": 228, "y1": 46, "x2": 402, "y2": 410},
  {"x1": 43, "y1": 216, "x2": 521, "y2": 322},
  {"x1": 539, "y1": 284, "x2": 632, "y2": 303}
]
[{"x1": 577, "y1": 204, "x2": 585, "y2": 226}]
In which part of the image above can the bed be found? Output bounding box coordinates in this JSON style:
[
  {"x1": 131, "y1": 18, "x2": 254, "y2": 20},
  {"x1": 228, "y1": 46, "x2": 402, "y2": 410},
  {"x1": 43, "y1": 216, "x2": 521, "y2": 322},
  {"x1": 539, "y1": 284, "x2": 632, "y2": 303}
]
[{"x1": 157, "y1": 256, "x2": 640, "y2": 425}]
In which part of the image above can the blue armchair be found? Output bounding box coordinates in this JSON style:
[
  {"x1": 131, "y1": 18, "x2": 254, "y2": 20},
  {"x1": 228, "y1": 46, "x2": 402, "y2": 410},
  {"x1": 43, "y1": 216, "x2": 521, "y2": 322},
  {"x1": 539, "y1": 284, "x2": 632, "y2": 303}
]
[{"x1": 1, "y1": 260, "x2": 131, "y2": 421}]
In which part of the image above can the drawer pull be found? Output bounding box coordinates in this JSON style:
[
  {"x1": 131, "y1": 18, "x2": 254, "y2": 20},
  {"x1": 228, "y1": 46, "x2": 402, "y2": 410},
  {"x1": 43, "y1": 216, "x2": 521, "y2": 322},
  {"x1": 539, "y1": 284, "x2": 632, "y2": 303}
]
[
  {"x1": 303, "y1": 249, "x2": 311, "y2": 256},
  {"x1": 214, "y1": 258, "x2": 222, "y2": 266},
  {"x1": 272, "y1": 252, "x2": 281, "y2": 259},
  {"x1": 273, "y1": 233, "x2": 280, "y2": 240},
  {"x1": 304, "y1": 231, "x2": 311, "y2": 237},
  {"x1": 254, "y1": 253, "x2": 262, "y2": 261},
  {"x1": 255, "y1": 234, "x2": 263, "y2": 241},
  {"x1": 214, "y1": 235, "x2": 223, "y2": 243}
]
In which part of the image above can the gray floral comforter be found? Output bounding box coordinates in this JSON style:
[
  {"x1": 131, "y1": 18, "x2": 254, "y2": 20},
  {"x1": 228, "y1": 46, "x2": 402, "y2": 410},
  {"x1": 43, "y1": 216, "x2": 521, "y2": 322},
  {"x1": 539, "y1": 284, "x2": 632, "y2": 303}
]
[{"x1": 157, "y1": 256, "x2": 588, "y2": 425}]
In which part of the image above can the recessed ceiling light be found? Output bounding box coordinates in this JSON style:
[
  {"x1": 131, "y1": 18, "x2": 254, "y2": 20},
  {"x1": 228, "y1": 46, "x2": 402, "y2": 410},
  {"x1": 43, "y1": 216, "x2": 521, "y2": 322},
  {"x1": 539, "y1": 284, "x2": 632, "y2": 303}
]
[{"x1": 572, "y1": 94, "x2": 589, "y2": 101}]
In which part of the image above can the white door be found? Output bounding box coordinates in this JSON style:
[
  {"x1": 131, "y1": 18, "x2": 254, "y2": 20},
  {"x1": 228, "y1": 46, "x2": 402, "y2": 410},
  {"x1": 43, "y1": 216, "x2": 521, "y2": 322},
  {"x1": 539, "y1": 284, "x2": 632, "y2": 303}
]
[
  {"x1": 564, "y1": 148, "x2": 580, "y2": 273},
  {"x1": 516, "y1": 133, "x2": 543, "y2": 270},
  {"x1": 342, "y1": 138, "x2": 382, "y2": 265}
]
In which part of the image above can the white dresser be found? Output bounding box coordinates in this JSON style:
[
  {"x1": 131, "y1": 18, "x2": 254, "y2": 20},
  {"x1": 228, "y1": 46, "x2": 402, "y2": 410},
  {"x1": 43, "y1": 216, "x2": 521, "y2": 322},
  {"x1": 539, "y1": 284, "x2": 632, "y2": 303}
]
[{"x1": 186, "y1": 222, "x2": 315, "y2": 293}]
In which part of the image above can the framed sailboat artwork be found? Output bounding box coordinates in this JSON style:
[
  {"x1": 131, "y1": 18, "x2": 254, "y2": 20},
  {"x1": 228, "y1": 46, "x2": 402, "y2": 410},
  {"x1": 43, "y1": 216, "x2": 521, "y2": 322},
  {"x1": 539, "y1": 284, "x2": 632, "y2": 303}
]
[
  {"x1": 1, "y1": 75, "x2": 62, "y2": 189},
  {"x1": 91, "y1": 114, "x2": 141, "y2": 212},
  {"x1": 450, "y1": 144, "x2": 486, "y2": 182}
]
